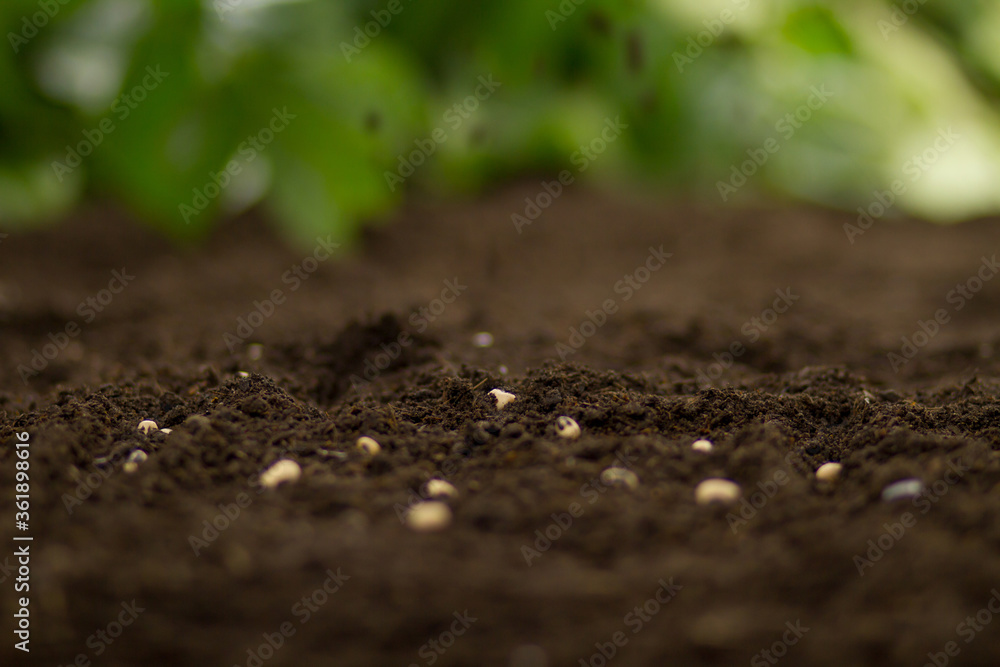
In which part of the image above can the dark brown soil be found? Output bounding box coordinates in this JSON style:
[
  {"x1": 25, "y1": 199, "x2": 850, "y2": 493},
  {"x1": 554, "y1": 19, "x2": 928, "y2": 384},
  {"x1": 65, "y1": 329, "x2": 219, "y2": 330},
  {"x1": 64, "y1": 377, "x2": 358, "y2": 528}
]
[{"x1": 2, "y1": 185, "x2": 1000, "y2": 667}]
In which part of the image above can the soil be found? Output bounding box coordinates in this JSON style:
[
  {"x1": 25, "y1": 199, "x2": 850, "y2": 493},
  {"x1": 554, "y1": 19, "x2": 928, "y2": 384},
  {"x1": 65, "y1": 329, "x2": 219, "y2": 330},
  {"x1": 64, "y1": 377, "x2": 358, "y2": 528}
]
[{"x1": 2, "y1": 184, "x2": 1000, "y2": 667}]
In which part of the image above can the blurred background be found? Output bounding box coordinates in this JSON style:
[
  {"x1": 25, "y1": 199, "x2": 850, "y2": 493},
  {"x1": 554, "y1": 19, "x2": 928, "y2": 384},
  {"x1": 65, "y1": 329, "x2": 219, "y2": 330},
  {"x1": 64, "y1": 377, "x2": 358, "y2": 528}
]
[{"x1": 2, "y1": 0, "x2": 999, "y2": 243}]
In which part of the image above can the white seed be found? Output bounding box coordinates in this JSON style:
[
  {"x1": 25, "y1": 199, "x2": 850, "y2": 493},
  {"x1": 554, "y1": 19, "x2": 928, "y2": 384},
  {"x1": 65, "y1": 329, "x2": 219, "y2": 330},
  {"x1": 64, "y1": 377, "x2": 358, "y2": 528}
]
[
  {"x1": 691, "y1": 439, "x2": 714, "y2": 453},
  {"x1": 406, "y1": 501, "x2": 452, "y2": 532},
  {"x1": 123, "y1": 462, "x2": 139, "y2": 474},
  {"x1": 425, "y1": 479, "x2": 458, "y2": 500},
  {"x1": 555, "y1": 416, "x2": 581, "y2": 439},
  {"x1": 695, "y1": 478, "x2": 741, "y2": 505},
  {"x1": 815, "y1": 462, "x2": 843, "y2": 481},
  {"x1": 237, "y1": 371, "x2": 250, "y2": 378},
  {"x1": 472, "y1": 332, "x2": 494, "y2": 348},
  {"x1": 259, "y1": 459, "x2": 302, "y2": 489},
  {"x1": 882, "y1": 478, "x2": 924, "y2": 502},
  {"x1": 126, "y1": 449, "x2": 148, "y2": 464},
  {"x1": 600, "y1": 467, "x2": 639, "y2": 490},
  {"x1": 356, "y1": 436, "x2": 381, "y2": 456},
  {"x1": 137, "y1": 420, "x2": 158, "y2": 435},
  {"x1": 490, "y1": 388, "x2": 516, "y2": 409},
  {"x1": 160, "y1": 428, "x2": 172, "y2": 435}
]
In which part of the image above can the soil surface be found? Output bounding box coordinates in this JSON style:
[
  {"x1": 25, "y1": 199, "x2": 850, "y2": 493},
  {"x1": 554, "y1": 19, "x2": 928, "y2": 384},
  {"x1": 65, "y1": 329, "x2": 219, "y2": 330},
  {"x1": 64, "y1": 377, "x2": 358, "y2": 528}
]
[{"x1": 2, "y1": 185, "x2": 1000, "y2": 667}]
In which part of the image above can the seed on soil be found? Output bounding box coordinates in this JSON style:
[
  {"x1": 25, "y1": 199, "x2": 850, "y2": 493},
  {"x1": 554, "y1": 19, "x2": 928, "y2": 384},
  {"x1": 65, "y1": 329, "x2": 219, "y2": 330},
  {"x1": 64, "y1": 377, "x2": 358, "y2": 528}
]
[
  {"x1": 406, "y1": 501, "x2": 452, "y2": 532},
  {"x1": 815, "y1": 462, "x2": 842, "y2": 481},
  {"x1": 555, "y1": 416, "x2": 581, "y2": 439},
  {"x1": 472, "y1": 331, "x2": 494, "y2": 348},
  {"x1": 692, "y1": 439, "x2": 714, "y2": 453},
  {"x1": 881, "y1": 478, "x2": 924, "y2": 502},
  {"x1": 425, "y1": 479, "x2": 458, "y2": 499},
  {"x1": 237, "y1": 371, "x2": 250, "y2": 378},
  {"x1": 356, "y1": 436, "x2": 381, "y2": 456},
  {"x1": 695, "y1": 478, "x2": 741, "y2": 505},
  {"x1": 490, "y1": 388, "x2": 516, "y2": 409},
  {"x1": 159, "y1": 428, "x2": 172, "y2": 435},
  {"x1": 600, "y1": 467, "x2": 639, "y2": 490},
  {"x1": 260, "y1": 459, "x2": 302, "y2": 488},
  {"x1": 124, "y1": 449, "x2": 148, "y2": 474},
  {"x1": 137, "y1": 420, "x2": 158, "y2": 434}
]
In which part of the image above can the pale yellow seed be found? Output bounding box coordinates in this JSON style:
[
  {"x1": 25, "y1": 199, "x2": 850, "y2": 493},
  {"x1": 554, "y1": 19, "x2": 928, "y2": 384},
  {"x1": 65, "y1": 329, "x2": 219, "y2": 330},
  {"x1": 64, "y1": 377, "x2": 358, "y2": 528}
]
[
  {"x1": 137, "y1": 420, "x2": 158, "y2": 435},
  {"x1": 489, "y1": 388, "x2": 516, "y2": 409},
  {"x1": 425, "y1": 479, "x2": 458, "y2": 499},
  {"x1": 600, "y1": 467, "x2": 639, "y2": 490},
  {"x1": 356, "y1": 436, "x2": 381, "y2": 456},
  {"x1": 260, "y1": 459, "x2": 301, "y2": 489},
  {"x1": 555, "y1": 416, "x2": 581, "y2": 439},
  {"x1": 692, "y1": 439, "x2": 714, "y2": 453},
  {"x1": 406, "y1": 501, "x2": 452, "y2": 532},
  {"x1": 695, "y1": 478, "x2": 741, "y2": 505},
  {"x1": 815, "y1": 462, "x2": 843, "y2": 482}
]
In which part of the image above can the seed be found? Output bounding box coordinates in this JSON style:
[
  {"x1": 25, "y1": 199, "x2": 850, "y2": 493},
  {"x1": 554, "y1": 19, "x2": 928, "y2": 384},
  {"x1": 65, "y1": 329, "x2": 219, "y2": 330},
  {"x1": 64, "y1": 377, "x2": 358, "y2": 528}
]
[
  {"x1": 237, "y1": 371, "x2": 250, "y2": 378},
  {"x1": 260, "y1": 459, "x2": 302, "y2": 489},
  {"x1": 356, "y1": 436, "x2": 381, "y2": 456},
  {"x1": 425, "y1": 479, "x2": 458, "y2": 499},
  {"x1": 815, "y1": 462, "x2": 842, "y2": 481},
  {"x1": 691, "y1": 439, "x2": 714, "y2": 453},
  {"x1": 555, "y1": 416, "x2": 581, "y2": 439},
  {"x1": 695, "y1": 478, "x2": 741, "y2": 505},
  {"x1": 472, "y1": 332, "x2": 494, "y2": 348},
  {"x1": 489, "y1": 388, "x2": 516, "y2": 409},
  {"x1": 881, "y1": 478, "x2": 924, "y2": 502},
  {"x1": 406, "y1": 501, "x2": 452, "y2": 532},
  {"x1": 159, "y1": 428, "x2": 172, "y2": 435},
  {"x1": 123, "y1": 450, "x2": 146, "y2": 475},
  {"x1": 127, "y1": 450, "x2": 148, "y2": 464},
  {"x1": 600, "y1": 467, "x2": 639, "y2": 490},
  {"x1": 137, "y1": 420, "x2": 158, "y2": 435}
]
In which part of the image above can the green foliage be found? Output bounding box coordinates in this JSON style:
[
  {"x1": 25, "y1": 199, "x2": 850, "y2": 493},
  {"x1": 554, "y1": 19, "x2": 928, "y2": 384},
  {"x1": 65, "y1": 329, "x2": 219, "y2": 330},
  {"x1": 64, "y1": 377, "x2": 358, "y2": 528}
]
[{"x1": 1, "y1": 0, "x2": 999, "y2": 242}]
